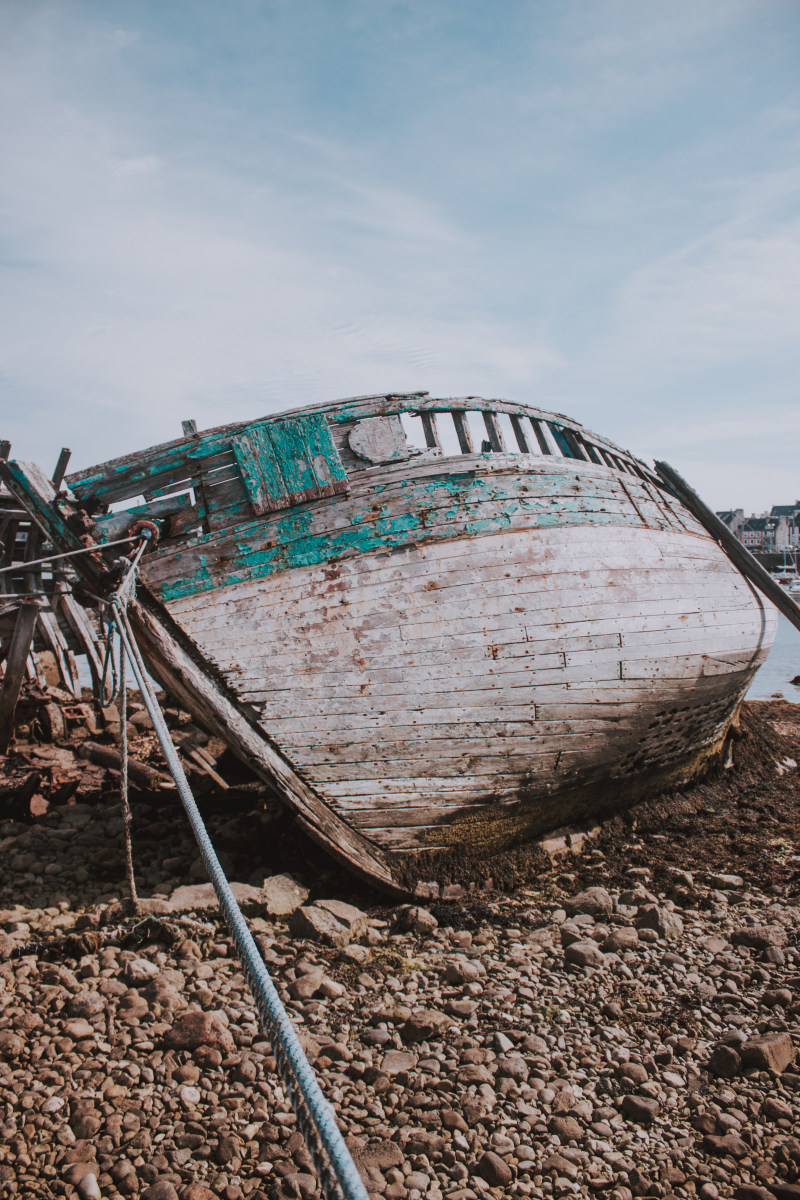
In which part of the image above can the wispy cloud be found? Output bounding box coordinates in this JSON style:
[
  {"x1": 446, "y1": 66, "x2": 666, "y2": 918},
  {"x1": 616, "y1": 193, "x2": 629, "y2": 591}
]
[
  {"x1": 0, "y1": 0, "x2": 798, "y2": 513},
  {"x1": 111, "y1": 154, "x2": 162, "y2": 176}
]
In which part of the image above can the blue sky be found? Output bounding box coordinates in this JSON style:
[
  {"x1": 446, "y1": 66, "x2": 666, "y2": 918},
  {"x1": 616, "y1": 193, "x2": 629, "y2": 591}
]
[{"x1": 1, "y1": 0, "x2": 798, "y2": 510}]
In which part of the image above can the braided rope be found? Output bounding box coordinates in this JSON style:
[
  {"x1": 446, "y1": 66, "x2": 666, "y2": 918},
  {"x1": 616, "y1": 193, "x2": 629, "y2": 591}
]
[{"x1": 113, "y1": 599, "x2": 369, "y2": 1200}]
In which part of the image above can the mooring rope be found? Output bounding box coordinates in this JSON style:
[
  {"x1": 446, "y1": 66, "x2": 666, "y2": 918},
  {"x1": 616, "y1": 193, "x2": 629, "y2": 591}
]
[
  {"x1": 105, "y1": 555, "x2": 368, "y2": 1200},
  {"x1": 118, "y1": 647, "x2": 139, "y2": 914}
]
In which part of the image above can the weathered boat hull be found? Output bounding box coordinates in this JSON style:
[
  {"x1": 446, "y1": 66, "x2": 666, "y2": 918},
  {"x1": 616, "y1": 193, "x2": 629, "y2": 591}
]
[
  {"x1": 164, "y1": 519, "x2": 773, "y2": 856},
  {"x1": 2, "y1": 394, "x2": 776, "y2": 891}
]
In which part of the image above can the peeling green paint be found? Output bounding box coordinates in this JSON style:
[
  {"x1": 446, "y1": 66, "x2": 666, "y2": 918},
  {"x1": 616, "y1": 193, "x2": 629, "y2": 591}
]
[{"x1": 154, "y1": 469, "x2": 648, "y2": 602}]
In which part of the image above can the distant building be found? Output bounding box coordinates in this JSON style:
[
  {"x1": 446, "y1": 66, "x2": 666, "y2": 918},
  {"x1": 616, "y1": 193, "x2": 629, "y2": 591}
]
[
  {"x1": 716, "y1": 509, "x2": 745, "y2": 540},
  {"x1": 769, "y1": 502, "x2": 800, "y2": 549},
  {"x1": 716, "y1": 504, "x2": 798, "y2": 551},
  {"x1": 741, "y1": 517, "x2": 772, "y2": 549}
]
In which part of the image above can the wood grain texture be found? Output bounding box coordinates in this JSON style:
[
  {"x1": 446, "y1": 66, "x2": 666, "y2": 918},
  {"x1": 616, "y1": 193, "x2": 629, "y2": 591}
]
[{"x1": 165, "y1": 520, "x2": 774, "y2": 852}]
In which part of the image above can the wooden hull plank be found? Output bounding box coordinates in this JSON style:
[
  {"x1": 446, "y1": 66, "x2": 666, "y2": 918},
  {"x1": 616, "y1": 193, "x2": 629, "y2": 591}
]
[{"x1": 163, "y1": 517, "x2": 772, "y2": 853}]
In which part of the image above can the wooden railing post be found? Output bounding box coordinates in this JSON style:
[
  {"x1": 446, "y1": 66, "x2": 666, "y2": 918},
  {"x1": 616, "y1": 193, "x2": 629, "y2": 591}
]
[{"x1": 0, "y1": 600, "x2": 41, "y2": 752}]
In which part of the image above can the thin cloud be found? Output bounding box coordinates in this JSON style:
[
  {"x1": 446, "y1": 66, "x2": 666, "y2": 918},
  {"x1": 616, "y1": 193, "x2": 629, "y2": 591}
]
[
  {"x1": 111, "y1": 155, "x2": 162, "y2": 176},
  {"x1": 0, "y1": 0, "x2": 798, "y2": 516}
]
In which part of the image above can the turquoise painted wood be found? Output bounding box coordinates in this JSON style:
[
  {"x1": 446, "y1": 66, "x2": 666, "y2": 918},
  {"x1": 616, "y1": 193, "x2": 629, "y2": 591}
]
[
  {"x1": 93, "y1": 492, "x2": 195, "y2": 541},
  {"x1": 232, "y1": 424, "x2": 292, "y2": 513},
  {"x1": 231, "y1": 414, "x2": 349, "y2": 513},
  {"x1": 150, "y1": 467, "x2": 655, "y2": 602}
]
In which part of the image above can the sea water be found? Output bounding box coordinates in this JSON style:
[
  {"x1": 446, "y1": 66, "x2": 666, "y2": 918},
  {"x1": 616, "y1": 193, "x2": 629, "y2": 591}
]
[{"x1": 747, "y1": 612, "x2": 800, "y2": 702}]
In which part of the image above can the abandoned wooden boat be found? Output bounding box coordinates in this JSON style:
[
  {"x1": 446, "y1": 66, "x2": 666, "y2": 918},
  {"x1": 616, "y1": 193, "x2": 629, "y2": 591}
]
[{"x1": 2, "y1": 394, "x2": 776, "y2": 893}]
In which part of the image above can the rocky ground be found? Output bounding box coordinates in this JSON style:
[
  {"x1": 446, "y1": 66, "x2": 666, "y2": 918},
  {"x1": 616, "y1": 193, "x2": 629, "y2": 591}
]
[{"x1": 1, "y1": 699, "x2": 799, "y2": 1200}]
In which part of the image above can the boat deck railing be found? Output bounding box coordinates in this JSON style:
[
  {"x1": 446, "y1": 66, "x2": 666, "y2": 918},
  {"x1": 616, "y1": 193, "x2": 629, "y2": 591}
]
[{"x1": 397, "y1": 405, "x2": 653, "y2": 484}]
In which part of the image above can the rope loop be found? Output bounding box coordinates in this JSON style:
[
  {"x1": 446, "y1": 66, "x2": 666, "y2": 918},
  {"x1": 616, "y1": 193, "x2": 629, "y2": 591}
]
[
  {"x1": 96, "y1": 608, "x2": 121, "y2": 708},
  {"x1": 94, "y1": 531, "x2": 152, "y2": 708}
]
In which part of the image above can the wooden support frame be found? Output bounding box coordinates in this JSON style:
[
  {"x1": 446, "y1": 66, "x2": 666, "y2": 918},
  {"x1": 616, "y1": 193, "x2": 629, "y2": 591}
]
[{"x1": 0, "y1": 600, "x2": 41, "y2": 752}]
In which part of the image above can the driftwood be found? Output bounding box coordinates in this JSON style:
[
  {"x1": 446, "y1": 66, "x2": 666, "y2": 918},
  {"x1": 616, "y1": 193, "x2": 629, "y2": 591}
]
[
  {"x1": 75, "y1": 741, "x2": 170, "y2": 791},
  {"x1": 180, "y1": 741, "x2": 229, "y2": 790},
  {"x1": 0, "y1": 770, "x2": 42, "y2": 820}
]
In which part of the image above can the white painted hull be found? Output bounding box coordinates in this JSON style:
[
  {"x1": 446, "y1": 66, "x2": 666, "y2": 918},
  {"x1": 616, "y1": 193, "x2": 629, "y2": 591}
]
[{"x1": 167, "y1": 521, "x2": 775, "y2": 853}]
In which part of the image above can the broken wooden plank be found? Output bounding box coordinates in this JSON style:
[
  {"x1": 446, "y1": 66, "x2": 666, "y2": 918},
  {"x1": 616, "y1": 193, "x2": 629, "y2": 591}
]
[
  {"x1": 232, "y1": 414, "x2": 349, "y2": 514},
  {"x1": 75, "y1": 741, "x2": 170, "y2": 790},
  {"x1": 183, "y1": 744, "x2": 230, "y2": 790}
]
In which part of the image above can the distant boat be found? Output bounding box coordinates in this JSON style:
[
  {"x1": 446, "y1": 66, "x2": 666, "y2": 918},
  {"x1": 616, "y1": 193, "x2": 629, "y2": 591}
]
[
  {"x1": 771, "y1": 547, "x2": 800, "y2": 597},
  {"x1": 3, "y1": 393, "x2": 776, "y2": 893}
]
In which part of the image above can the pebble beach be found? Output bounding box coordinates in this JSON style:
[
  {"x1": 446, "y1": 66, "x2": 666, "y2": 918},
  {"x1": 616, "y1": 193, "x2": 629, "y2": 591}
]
[{"x1": 1, "y1": 701, "x2": 798, "y2": 1200}]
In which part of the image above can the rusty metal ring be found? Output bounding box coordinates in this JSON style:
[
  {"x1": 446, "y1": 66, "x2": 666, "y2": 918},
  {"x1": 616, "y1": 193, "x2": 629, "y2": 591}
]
[{"x1": 127, "y1": 519, "x2": 160, "y2": 554}]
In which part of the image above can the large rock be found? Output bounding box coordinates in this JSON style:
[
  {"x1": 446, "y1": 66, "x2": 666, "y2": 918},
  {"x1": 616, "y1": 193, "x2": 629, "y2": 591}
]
[
  {"x1": 636, "y1": 905, "x2": 684, "y2": 941},
  {"x1": 708, "y1": 873, "x2": 744, "y2": 890},
  {"x1": 380, "y1": 1049, "x2": 417, "y2": 1075},
  {"x1": 146, "y1": 976, "x2": 186, "y2": 1011},
  {"x1": 703, "y1": 1133, "x2": 749, "y2": 1159},
  {"x1": 401, "y1": 1009, "x2": 453, "y2": 1043},
  {"x1": 477, "y1": 1152, "x2": 513, "y2": 1187},
  {"x1": 0, "y1": 1030, "x2": 25, "y2": 1059},
  {"x1": 547, "y1": 1114, "x2": 583, "y2": 1140},
  {"x1": 564, "y1": 887, "x2": 613, "y2": 918},
  {"x1": 495, "y1": 1054, "x2": 529, "y2": 1082},
  {"x1": 564, "y1": 939, "x2": 604, "y2": 967},
  {"x1": 394, "y1": 905, "x2": 439, "y2": 934},
  {"x1": 709, "y1": 1043, "x2": 742, "y2": 1078},
  {"x1": 262, "y1": 874, "x2": 310, "y2": 916},
  {"x1": 762, "y1": 988, "x2": 793, "y2": 1009},
  {"x1": 76, "y1": 1175, "x2": 101, "y2": 1200},
  {"x1": 601, "y1": 927, "x2": 639, "y2": 953},
  {"x1": 288, "y1": 969, "x2": 325, "y2": 1000},
  {"x1": 314, "y1": 899, "x2": 368, "y2": 939},
  {"x1": 349, "y1": 1139, "x2": 404, "y2": 1171},
  {"x1": 618, "y1": 884, "x2": 656, "y2": 908},
  {"x1": 164, "y1": 1010, "x2": 235, "y2": 1054},
  {"x1": 167, "y1": 881, "x2": 264, "y2": 915},
  {"x1": 457, "y1": 1063, "x2": 494, "y2": 1086},
  {"x1": 136, "y1": 897, "x2": 174, "y2": 916},
  {"x1": 63, "y1": 1018, "x2": 95, "y2": 1041},
  {"x1": 621, "y1": 1095, "x2": 660, "y2": 1125},
  {"x1": 125, "y1": 958, "x2": 160, "y2": 984},
  {"x1": 289, "y1": 905, "x2": 352, "y2": 947},
  {"x1": 141, "y1": 1184, "x2": 180, "y2": 1200},
  {"x1": 740, "y1": 1032, "x2": 795, "y2": 1073},
  {"x1": 167, "y1": 883, "x2": 219, "y2": 912},
  {"x1": 768, "y1": 1185, "x2": 800, "y2": 1200},
  {"x1": 762, "y1": 1096, "x2": 794, "y2": 1122},
  {"x1": 731, "y1": 925, "x2": 788, "y2": 950},
  {"x1": 68, "y1": 991, "x2": 105, "y2": 1018},
  {"x1": 295, "y1": 1029, "x2": 321, "y2": 1063},
  {"x1": 444, "y1": 958, "x2": 485, "y2": 984},
  {"x1": 69, "y1": 1106, "x2": 102, "y2": 1139}
]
